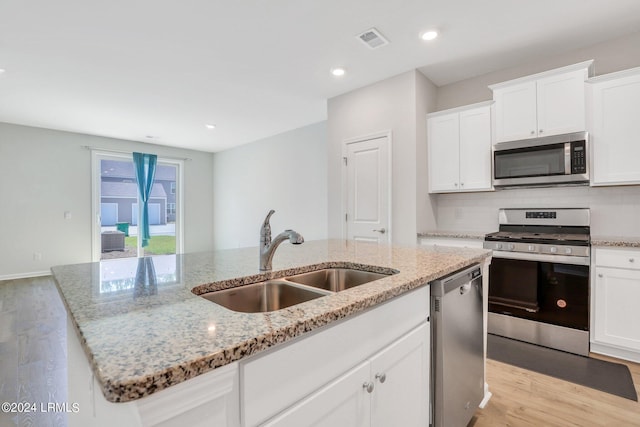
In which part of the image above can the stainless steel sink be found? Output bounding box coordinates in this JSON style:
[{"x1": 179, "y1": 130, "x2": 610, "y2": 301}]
[
  {"x1": 199, "y1": 280, "x2": 329, "y2": 313},
  {"x1": 285, "y1": 268, "x2": 392, "y2": 292}
]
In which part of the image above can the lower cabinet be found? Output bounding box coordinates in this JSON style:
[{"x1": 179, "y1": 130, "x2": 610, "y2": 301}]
[
  {"x1": 241, "y1": 286, "x2": 430, "y2": 427},
  {"x1": 591, "y1": 247, "x2": 640, "y2": 362},
  {"x1": 263, "y1": 323, "x2": 429, "y2": 427}
]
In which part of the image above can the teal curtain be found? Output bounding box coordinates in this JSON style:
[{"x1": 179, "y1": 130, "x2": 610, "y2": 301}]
[{"x1": 132, "y1": 152, "x2": 157, "y2": 248}]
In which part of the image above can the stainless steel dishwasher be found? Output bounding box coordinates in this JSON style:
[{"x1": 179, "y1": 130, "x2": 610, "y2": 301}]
[{"x1": 431, "y1": 264, "x2": 484, "y2": 427}]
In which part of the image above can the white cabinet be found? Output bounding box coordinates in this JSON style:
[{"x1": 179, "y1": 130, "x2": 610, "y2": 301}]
[
  {"x1": 491, "y1": 61, "x2": 593, "y2": 143},
  {"x1": 243, "y1": 286, "x2": 430, "y2": 427},
  {"x1": 591, "y1": 247, "x2": 640, "y2": 363},
  {"x1": 265, "y1": 323, "x2": 429, "y2": 427},
  {"x1": 370, "y1": 324, "x2": 429, "y2": 426},
  {"x1": 263, "y1": 362, "x2": 371, "y2": 427},
  {"x1": 587, "y1": 67, "x2": 640, "y2": 185},
  {"x1": 428, "y1": 102, "x2": 492, "y2": 193}
]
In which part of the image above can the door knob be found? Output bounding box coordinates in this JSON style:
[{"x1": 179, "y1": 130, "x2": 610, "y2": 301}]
[{"x1": 373, "y1": 228, "x2": 386, "y2": 234}]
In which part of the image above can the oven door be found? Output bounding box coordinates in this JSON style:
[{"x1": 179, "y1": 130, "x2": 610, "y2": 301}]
[{"x1": 488, "y1": 252, "x2": 590, "y2": 331}]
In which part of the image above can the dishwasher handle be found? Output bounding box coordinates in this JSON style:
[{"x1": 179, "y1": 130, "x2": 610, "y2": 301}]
[
  {"x1": 431, "y1": 264, "x2": 482, "y2": 297},
  {"x1": 459, "y1": 283, "x2": 471, "y2": 295}
]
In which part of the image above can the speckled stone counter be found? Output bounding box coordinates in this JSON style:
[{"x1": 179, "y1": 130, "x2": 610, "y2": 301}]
[
  {"x1": 417, "y1": 230, "x2": 488, "y2": 240},
  {"x1": 51, "y1": 239, "x2": 490, "y2": 403},
  {"x1": 592, "y1": 236, "x2": 640, "y2": 248}
]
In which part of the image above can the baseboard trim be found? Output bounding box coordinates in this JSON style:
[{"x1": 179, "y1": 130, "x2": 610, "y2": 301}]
[
  {"x1": 0, "y1": 271, "x2": 51, "y2": 282},
  {"x1": 591, "y1": 342, "x2": 640, "y2": 364}
]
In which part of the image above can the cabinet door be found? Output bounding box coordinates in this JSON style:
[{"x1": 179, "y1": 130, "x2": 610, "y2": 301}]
[
  {"x1": 263, "y1": 362, "x2": 371, "y2": 427},
  {"x1": 459, "y1": 106, "x2": 492, "y2": 191},
  {"x1": 428, "y1": 112, "x2": 460, "y2": 192},
  {"x1": 493, "y1": 81, "x2": 537, "y2": 142},
  {"x1": 593, "y1": 267, "x2": 640, "y2": 352},
  {"x1": 370, "y1": 323, "x2": 429, "y2": 427},
  {"x1": 536, "y1": 69, "x2": 587, "y2": 137},
  {"x1": 590, "y1": 72, "x2": 640, "y2": 185}
]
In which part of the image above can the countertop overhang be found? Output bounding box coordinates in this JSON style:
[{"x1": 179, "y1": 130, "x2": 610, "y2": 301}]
[{"x1": 51, "y1": 239, "x2": 491, "y2": 403}]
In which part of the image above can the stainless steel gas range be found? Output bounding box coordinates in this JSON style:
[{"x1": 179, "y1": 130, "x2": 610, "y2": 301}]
[{"x1": 484, "y1": 208, "x2": 590, "y2": 356}]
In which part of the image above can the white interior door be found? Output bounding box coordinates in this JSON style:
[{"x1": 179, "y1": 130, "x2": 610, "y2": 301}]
[{"x1": 344, "y1": 135, "x2": 390, "y2": 243}]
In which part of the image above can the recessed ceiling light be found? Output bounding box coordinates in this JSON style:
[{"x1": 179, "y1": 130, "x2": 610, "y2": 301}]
[
  {"x1": 421, "y1": 30, "x2": 439, "y2": 41},
  {"x1": 205, "y1": 124, "x2": 216, "y2": 130},
  {"x1": 331, "y1": 67, "x2": 346, "y2": 77}
]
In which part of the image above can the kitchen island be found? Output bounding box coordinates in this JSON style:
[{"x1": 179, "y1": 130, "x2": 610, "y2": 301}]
[{"x1": 51, "y1": 239, "x2": 491, "y2": 427}]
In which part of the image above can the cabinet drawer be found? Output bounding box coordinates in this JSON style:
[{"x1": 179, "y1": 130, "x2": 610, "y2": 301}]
[
  {"x1": 595, "y1": 248, "x2": 640, "y2": 270},
  {"x1": 419, "y1": 237, "x2": 483, "y2": 249}
]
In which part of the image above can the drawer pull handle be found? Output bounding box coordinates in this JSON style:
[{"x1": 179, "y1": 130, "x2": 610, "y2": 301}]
[
  {"x1": 375, "y1": 373, "x2": 386, "y2": 383},
  {"x1": 363, "y1": 382, "x2": 374, "y2": 393},
  {"x1": 598, "y1": 274, "x2": 603, "y2": 278},
  {"x1": 630, "y1": 258, "x2": 635, "y2": 263}
]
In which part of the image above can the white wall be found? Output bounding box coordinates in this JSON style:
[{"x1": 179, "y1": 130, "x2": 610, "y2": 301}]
[
  {"x1": 428, "y1": 31, "x2": 640, "y2": 236},
  {"x1": 435, "y1": 186, "x2": 640, "y2": 237},
  {"x1": 437, "y1": 31, "x2": 640, "y2": 111},
  {"x1": 415, "y1": 71, "x2": 438, "y2": 234},
  {"x1": 327, "y1": 70, "x2": 438, "y2": 245},
  {"x1": 0, "y1": 122, "x2": 214, "y2": 279},
  {"x1": 212, "y1": 122, "x2": 327, "y2": 249}
]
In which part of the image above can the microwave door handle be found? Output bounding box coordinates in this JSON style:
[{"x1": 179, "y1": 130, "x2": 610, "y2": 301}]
[{"x1": 564, "y1": 142, "x2": 571, "y2": 175}]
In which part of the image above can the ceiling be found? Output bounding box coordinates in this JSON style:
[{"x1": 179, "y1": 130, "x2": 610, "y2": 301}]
[{"x1": 1, "y1": 0, "x2": 640, "y2": 153}]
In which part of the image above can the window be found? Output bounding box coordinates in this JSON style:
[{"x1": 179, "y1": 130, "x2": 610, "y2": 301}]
[{"x1": 92, "y1": 152, "x2": 183, "y2": 261}]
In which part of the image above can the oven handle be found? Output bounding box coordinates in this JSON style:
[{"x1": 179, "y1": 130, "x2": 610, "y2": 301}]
[{"x1": 491, "y1": 250, "x2": 590, "y2": 266}]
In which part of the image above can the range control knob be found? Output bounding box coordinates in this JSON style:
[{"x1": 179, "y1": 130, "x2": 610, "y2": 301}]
[
  {"x1": 507, "y1": 244, "x2": 515, "y2": 251},
  {"x1": 495, "y1": 243, "x2": 503, "y2": 250},
  {"x1": 528, "y1": 245, "x2": 536, "y2": 252},
  {"x1": 550, "y1": 246, "x2": 558, "y2": 254},
  {"x1": 565, "y1": 247, "x2": 573, "y2": 255}
]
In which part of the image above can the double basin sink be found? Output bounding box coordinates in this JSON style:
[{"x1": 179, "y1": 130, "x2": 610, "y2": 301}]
[{"x1": 197, "y1": 268, "x2": 395, "y2": 313}]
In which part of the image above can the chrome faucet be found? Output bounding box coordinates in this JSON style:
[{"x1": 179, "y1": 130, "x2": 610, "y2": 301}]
[{"x1": 260, "y1": 210, "x2": 304, "y2": 271}]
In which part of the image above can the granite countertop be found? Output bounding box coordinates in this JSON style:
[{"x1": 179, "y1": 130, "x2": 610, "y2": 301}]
[
  {"x1": 591, "y1": 236, "x2": 640, "y2": 248},
  {"x1": 51, "y1": 239, "x2": 490, "y2": 403},
  {"x1": 417, "y1": 230, "x2": 488, "y2": 240}
]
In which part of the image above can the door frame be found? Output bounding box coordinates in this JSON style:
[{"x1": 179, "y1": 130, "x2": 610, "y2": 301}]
[
  {"x1": 341, "y1": 130, "x2": 393, "y2": 243},
  {"x1": 91, "y1": 150, "x2": 184, "y2": 261}
]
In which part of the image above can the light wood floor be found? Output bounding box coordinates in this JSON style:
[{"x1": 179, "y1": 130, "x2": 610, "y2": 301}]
[
  {"x1": 1, "y1": 277, "x2": 639, "y2": 427},
  {"x1": 472, "y1": 353, "x2": 640, "y2": 426}
]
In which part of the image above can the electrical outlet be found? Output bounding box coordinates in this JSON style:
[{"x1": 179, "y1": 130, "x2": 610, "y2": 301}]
[{"x1": 33, "y1": 252, "x2": 42, "y2": 261}]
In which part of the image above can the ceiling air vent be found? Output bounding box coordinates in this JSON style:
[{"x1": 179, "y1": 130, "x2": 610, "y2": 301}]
[{"x1": 357, "y1": 28, "x2": 389, "y2": 49}]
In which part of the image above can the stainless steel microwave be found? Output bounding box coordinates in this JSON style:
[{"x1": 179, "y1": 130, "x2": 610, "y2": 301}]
[{"x1": 493, "y1": 131, "x2": 589, "y2": 188}]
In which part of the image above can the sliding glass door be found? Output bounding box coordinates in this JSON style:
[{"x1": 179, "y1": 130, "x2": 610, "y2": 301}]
[{"x1": 92, "y1": 152, "x2": 183, "y2": 261}]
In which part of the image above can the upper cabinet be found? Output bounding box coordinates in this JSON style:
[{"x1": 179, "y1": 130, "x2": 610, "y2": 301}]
[
  {"x1": 587, "y1": 67, "x2": 640, "y2": 186},
  {"x1": 490, "y1": 60, "x2": 594, "y2": 143},
  {"x1": 427, "y1": 102, "x2": 492, "y2": 193}
]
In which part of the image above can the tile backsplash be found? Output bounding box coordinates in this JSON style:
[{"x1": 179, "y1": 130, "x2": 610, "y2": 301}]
[{"x1": 435, "y1": 185, "x2": 640, "y2": 236}]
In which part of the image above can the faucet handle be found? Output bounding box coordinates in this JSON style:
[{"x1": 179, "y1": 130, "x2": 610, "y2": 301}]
[{"x1": 261, "y1": 210, "x2": 276, "y2": 243}]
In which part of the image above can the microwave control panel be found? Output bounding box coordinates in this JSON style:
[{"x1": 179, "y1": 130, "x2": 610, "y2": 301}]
[{"x1": 570, "y1": 141, "x2": 587, "y2": 174}]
